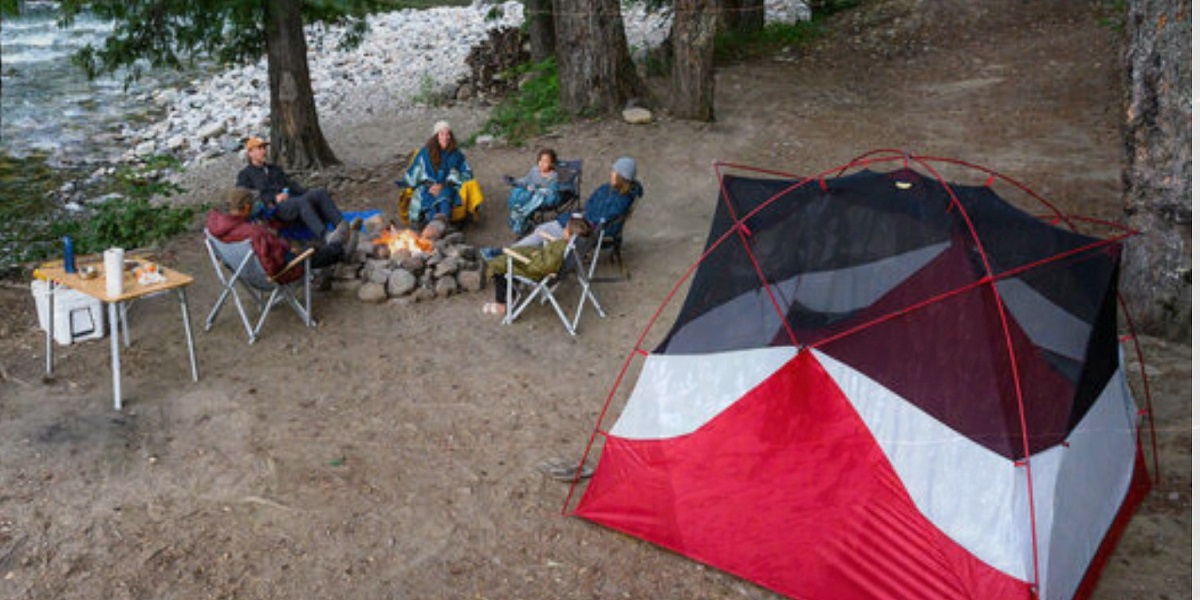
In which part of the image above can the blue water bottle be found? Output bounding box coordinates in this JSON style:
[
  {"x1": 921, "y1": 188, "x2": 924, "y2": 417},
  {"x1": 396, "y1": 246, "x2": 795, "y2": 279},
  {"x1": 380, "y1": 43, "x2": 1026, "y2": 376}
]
[{"x1": 63, "y1": 236, "x2": 76, "y2": 273}]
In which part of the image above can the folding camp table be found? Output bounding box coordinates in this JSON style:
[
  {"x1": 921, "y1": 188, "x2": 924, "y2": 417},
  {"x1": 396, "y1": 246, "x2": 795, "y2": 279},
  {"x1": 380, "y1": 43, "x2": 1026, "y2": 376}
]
[{"x1": 37, "y1": 259, "x2": 199, "y2": 410}]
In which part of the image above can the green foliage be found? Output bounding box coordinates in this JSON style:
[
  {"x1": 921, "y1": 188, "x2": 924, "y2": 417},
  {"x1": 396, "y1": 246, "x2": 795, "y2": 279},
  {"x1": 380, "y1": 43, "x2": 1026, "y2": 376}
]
[
  {"x1": 479, "y1": 58, "x2": 568, "y2": 146},
  {"x1": 0, "y1": 155, "x2": 198, "y2": 275},
  {"x1": 1100, "y1": 0, "x2": 1127, "y2": 33},
  {"x1": 715, "y1": 19, "x2": 824, "y2": 63},
  {"x1": 54, "y1": 157, "x2": 196, "y2": 256},
  {"x1": 56, "y1": 0, "x2": 395, "y2": 82},
  {"x1": 0, "y1": 153, "x2": 75, "y2": 272},
  {"x1": 410, "y1": 73, "x2": 447, "y2": 106}
]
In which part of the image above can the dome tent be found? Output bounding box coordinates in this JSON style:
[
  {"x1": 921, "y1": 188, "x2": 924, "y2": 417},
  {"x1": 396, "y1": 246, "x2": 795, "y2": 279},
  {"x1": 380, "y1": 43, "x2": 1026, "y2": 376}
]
[{"x1": 564, "y1": 150, "x2": 1154, "y2": 600}]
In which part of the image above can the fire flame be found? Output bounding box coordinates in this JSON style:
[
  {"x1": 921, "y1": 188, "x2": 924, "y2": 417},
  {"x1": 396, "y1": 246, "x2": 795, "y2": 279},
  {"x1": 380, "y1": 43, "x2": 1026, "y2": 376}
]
[{"x1": 374, "y1": 226, "x2": 433, "y2": 255}]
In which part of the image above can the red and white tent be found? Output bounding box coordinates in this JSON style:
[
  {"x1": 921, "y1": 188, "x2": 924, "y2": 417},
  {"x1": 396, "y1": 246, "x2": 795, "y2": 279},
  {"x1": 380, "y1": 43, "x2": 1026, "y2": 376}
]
[{"x1": 565, "y1": 151, "x2": 1154, "y2": 600}]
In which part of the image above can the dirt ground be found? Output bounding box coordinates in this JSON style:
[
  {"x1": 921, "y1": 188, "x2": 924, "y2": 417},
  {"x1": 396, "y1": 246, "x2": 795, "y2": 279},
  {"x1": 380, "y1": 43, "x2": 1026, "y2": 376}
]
[{"x1": 0, "y1": 1, "x2": 1190, "y2": 598}]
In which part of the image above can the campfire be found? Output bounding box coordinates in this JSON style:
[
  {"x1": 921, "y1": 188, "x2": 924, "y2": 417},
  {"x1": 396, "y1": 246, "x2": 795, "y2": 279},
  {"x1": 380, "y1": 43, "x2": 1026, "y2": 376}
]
[
  {"x1": 373, "y1": 225, "x2": 434, "y2": 258},
  {"x1": 332, "y1": 216, "x2": 485, "y2": 303}
]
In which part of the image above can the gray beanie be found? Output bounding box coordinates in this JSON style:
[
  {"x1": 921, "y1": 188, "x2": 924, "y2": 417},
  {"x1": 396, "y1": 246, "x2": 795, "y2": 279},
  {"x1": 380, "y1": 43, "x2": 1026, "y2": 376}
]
[{"x1": 612, "y1": 157, "x2": 637, "y2": 182}]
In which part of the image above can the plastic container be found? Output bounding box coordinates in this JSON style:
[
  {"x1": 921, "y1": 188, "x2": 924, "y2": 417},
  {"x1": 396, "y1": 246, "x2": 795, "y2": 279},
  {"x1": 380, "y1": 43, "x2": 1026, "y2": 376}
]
[{"x1": 31, "y1": 279, "x2": 107, "y2": 346}]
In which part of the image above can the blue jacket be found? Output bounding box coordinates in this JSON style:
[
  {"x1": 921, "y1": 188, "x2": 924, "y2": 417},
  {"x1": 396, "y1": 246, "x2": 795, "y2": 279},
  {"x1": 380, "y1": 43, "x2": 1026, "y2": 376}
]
[{"x1": 559, "y1": 181, "x2": 644, "y2": 237}]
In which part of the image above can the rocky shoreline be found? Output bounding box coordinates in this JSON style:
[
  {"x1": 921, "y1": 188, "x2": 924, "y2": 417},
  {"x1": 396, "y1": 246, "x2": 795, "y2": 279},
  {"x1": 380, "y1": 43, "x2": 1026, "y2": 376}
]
[{"x1": 57, "y1": 0, "x2": 811, "y2": 209}]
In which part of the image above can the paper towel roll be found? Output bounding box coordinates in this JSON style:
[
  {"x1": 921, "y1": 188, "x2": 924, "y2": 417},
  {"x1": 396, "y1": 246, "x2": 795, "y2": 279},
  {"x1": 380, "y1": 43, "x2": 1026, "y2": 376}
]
[{"x1": 104, "y1": 248, "x2": 125, "y2": 298}]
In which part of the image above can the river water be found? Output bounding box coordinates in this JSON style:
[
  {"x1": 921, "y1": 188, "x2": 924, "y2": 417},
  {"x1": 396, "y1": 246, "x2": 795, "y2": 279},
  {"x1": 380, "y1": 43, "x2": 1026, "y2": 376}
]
[{"x1": 1, "y1": 1, "x2": 190, "y2": 167}]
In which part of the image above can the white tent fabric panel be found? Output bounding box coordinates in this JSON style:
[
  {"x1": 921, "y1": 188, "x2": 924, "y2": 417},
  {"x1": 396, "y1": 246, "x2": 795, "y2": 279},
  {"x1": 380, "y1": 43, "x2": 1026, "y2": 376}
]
[
  {"x1": 786, "y1": 241, "x2": 951, "y2": 313},
  {"x1": 995, "y1": 278, "x2": 1093, "y2": 362},
  {"x1": 610, "y1": 347, "x2": 797, "y2": 440},
  {"x1": 814, "y1": 350, "x2": 1035, "y2": 583},
  {"x1": 662, "y1": 242, "x2": 950, "y2": 350},
  {"x1": 658, "y1": 288, "x2": 795, "y2": 350},
  {"x1": 1032, "y1": 364, "x2": 1138, "y2": 600}
]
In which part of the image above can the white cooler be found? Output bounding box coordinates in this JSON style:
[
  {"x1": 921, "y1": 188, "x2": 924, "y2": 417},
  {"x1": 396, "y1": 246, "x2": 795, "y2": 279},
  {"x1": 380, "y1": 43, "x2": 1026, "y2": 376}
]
[{"x1": 31, "y1": 279, "x2": 107, "y2": 346}]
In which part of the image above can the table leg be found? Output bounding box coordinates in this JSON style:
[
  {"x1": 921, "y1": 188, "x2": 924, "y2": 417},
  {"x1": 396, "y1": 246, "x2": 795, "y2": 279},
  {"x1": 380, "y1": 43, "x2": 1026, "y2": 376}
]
[
  {"x1": 45, "y1": 282, "x2": 55, "y2": 376},
  {"x1": 108, "y1": 302, "x2": 122, "y2": 410},
  {"x1": 120, "y1": 301, "x2": 131, "y2": 348},
  {"x1": 179, "y1": 288, "x2": 199, "y2": 381}
]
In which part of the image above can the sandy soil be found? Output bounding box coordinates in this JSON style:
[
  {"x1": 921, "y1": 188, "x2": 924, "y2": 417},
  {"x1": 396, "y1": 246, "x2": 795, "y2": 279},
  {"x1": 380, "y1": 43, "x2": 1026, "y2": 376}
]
[{"x1": 0, "y1": 1, "x2": 1189, "y2": 598}]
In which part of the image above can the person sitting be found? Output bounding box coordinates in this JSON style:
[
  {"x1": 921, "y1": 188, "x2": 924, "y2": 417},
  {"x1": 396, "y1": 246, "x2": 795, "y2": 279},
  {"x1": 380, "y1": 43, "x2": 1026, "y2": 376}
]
[
  {"x1": 481, "y1": 216, "x2": 592, "y2": 316},
  {"x1": 206, "y1": 187, "x2": 357, "y2": 284},
  {"x1": 400, "y1": 120, "x2": 473, "y2": 226},
  {"x1": 511, "y1": 156, "x2": 642, "y2": 248},
  {"x1": 504, "y1": 147, "x2": 560, "y2": 235},
  {"x1": 235, "y1": 136, "x2": 351, "y2": 245}
]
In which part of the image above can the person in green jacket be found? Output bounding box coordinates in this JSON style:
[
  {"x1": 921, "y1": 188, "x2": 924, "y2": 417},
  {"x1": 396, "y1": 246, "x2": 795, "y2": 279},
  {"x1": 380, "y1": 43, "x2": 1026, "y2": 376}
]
[{"x1": 482, "y1": 216, "x2": 591, "y2": 316}]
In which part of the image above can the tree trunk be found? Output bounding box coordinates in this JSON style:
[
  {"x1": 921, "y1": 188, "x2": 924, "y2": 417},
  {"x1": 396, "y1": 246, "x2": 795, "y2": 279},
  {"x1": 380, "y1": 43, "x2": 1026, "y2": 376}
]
[
  {"x1": 1119, "y1": 0, "x2": 1190, "y2": 342},
  {"x1": 526, "y1": 0, "x2": 555, "y2": 63},
  {"x1": 265, "y1": 0, "x2": 340, "y2": 170},
  {"x1": 721, "y1": 0, "x2": 763, "y2": 35},
  {"x1": 553, "y1": 0, "x2": 647, "y2": 115},
  {"x1": 670, "y1": 0, "x2": 719, "y2": 121}
]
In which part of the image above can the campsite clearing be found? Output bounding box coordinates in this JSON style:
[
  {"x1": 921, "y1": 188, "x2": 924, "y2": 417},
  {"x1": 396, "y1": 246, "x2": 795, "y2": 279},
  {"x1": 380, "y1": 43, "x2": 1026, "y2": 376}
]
[{"x1": 0, "y1": 1, "x2": 1189, "y2": 599}]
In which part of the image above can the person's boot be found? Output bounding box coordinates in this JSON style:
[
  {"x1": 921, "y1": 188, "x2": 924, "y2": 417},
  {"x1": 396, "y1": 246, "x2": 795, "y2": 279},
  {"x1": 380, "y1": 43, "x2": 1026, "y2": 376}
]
[
  {"x1": 342, "y1": 227, "x2": 360, "y2": 264},
  {"x1": 325, "y1": 219, "x2": 349, "y2": 246}
]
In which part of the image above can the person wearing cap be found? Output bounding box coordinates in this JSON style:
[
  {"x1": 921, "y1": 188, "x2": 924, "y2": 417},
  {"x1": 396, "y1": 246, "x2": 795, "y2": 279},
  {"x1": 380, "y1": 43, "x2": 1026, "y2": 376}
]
[
  {"x1": 235, "y1": 136, "x2": 351, "y2": 245},
  {"x1": 510, "y1": 156, "x2": 643, "y2": 248},
  {"x1": 400, "y1": 120, "x2": 473, "y2": 225}
]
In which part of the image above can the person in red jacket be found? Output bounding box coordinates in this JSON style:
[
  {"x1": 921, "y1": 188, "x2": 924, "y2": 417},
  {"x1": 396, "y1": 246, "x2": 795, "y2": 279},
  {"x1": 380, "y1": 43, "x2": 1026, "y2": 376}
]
[{"x1": 206, "y1": 187, "x2": 357, "y2": 284}]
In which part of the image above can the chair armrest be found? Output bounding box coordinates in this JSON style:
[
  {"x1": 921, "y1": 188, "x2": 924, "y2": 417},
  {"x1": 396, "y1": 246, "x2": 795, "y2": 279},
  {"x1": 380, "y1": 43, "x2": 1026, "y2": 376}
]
[
  {"x1": 270, "y1": 248, "x2": 315, "y2": 283},
  {"x1": 536, "y1": 229, "x2": 557, "y2": 242},
  {"x1": 502, "y1": 247, "x2": 532, "y2": 265}
]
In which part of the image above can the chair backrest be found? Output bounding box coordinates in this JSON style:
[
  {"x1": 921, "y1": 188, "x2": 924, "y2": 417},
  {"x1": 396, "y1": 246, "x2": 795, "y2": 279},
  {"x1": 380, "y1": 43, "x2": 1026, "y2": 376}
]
[
  {"x1": 556, "y1": 159, "x2": 583, "y2": 204},
  {"x1": 204, "y1": 230, "x2": 275, "y2": 291},
  {"x1": 601, "y1": 191, "x2": 641, "y2": 246}
]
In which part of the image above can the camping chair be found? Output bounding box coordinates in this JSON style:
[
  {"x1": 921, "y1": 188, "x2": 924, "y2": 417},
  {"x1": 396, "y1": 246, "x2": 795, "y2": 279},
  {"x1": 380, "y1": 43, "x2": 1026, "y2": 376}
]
[
  {"x1": 530, "y1": 159, "x2": 583, "y2": 226},
  {"x1": 583, "y1": 193, "x2": 641, "y2": 281},
  {"x1": 500, "y1": 233, "x2": 605, "y2": 336},
  {"x1": 203, "y1": 229, "x2": 316, "y2": 344}
]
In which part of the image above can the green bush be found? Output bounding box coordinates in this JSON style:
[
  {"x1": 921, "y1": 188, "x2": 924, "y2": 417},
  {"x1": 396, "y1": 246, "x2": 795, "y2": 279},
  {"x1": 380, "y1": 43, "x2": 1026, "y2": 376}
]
[
  {"x1": 0, "y1": 154, "x2": 198, "y2": 276},
  {"x1": 478, "y1": 58, "x2": 568, "y2": 146},
  {"x1": 69, "y1": 157, "x2": 195, "y2": 255},
  {"x1": 715, "y1": 20, "x2": 824, "y2": 63}
]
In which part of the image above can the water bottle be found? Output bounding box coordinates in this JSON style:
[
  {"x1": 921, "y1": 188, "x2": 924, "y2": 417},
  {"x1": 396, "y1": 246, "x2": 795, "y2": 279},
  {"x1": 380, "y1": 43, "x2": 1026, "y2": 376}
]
[{"x1": 63, "y1": 236, "x2": 76, "y2": 274}]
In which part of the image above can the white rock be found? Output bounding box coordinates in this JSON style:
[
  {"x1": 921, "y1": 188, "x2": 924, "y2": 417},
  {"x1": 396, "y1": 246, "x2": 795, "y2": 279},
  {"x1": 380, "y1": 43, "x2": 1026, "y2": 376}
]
[
  {"x1": 197, "y1": 122, "x2": 226, "y2": 140},
  {"x1": 622, "y1": 107, "x2": 653, "y2": 124}
]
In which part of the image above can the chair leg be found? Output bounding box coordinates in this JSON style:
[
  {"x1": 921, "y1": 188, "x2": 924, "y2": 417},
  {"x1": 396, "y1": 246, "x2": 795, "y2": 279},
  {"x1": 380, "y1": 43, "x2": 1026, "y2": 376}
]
[{"x1": 543, "y1": 291, "x2": 576, "y2": 336}]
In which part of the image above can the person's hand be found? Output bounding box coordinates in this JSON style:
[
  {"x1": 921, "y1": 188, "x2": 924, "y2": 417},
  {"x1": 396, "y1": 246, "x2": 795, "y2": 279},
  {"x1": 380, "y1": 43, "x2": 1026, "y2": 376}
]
[
  {"x1": 429, "y1": 183, "x2": 443, "y2": 196},
  {"x1": 275, "y1": 192, "x2": 288, "y2": 203}
]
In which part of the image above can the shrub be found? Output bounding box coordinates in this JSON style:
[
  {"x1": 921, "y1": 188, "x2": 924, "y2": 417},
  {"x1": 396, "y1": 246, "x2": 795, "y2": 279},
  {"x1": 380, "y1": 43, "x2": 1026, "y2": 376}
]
[{"x1": 478, "y1": 58, "x2": 568, "y2": 146}]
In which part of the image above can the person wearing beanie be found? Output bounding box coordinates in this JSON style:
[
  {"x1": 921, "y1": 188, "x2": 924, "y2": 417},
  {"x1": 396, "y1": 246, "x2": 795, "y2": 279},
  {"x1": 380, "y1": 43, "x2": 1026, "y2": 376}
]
[
  {"x1": 400, "y1": 120, "x2": 474, "y2": 225},
  {"x1": 506, "y1": 156, "x2": 644, "y2": 249},
  {"x1": 612, "y1": 157, "x2": 636, "y2": 182}
]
